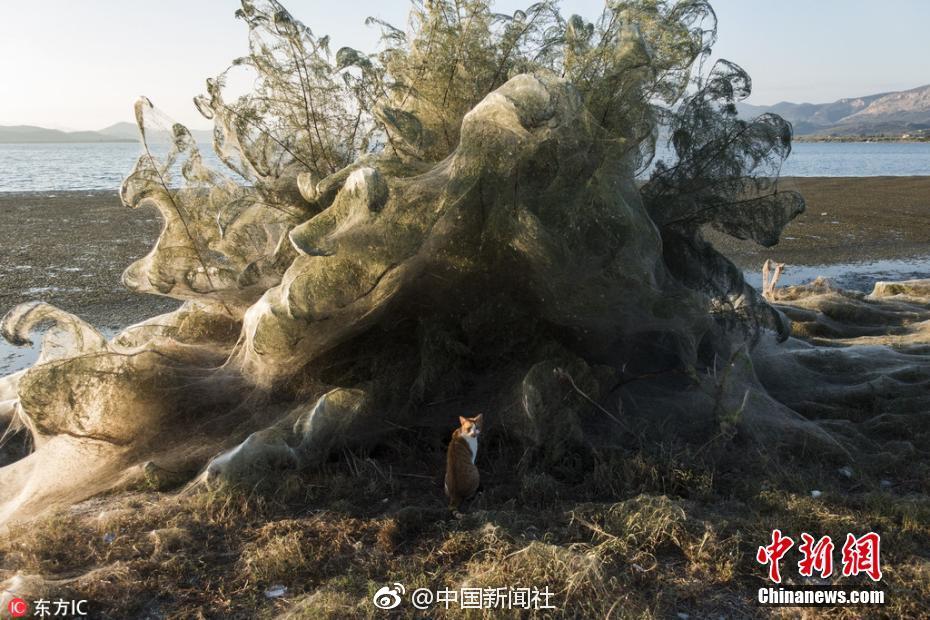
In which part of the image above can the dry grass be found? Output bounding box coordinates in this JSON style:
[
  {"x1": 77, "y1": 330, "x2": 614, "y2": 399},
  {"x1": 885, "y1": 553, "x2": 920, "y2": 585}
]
[{"x1": 0, "y1": 434, "x2": 926, "y2": 619}]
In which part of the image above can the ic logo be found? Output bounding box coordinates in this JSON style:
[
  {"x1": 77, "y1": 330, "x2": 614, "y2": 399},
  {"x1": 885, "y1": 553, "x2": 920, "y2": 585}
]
[{"x1": 8, "y1": 597, "x2": 28, "y2": 617}]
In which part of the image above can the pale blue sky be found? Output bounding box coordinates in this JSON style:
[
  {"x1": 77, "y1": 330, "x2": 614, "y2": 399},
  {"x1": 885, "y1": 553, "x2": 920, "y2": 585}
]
[{"x1": 1, "y1": 1, "x2": 927, "y2": 130}]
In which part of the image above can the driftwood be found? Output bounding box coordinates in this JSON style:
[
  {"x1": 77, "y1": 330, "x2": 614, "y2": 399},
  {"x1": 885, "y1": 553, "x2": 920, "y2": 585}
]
[{"x1": 761, "y1": 259, "x2": 786, "y2": 301}]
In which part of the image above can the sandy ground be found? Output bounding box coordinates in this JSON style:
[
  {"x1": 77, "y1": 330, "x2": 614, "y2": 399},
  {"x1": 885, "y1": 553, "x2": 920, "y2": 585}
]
[
  {"x1": 0, "y1": 191, "x2": 179, "y2": 374},
  {"x1": 706, "y1": 176, "x2": 930, "y2": 268},
  {"x1": 0, "y1": 190, "x2": 179, "y2": 330},
  {"x1": 0, "y1": 178, "x2": 928, "y2": 372}
]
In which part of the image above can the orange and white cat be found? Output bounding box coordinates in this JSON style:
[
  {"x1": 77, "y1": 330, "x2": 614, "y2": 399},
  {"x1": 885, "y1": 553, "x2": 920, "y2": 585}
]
[{"x1": 444, "y1": 414, "x2": 483, "y2": 512}]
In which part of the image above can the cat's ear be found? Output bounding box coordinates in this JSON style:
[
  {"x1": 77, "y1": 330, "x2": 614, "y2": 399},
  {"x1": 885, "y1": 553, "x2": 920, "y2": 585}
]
[
  {"x1": 459, "y1": 416, "x2": 468, "y2": 426},
  {"x1": 473, "y1": 414, "x2": 483, "y2": 425}
]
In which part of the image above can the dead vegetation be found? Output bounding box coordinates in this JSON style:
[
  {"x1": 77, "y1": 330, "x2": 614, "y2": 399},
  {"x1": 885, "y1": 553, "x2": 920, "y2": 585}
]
[{"x1": 0, "y1": 423, "x2": 925, "y2": 619}]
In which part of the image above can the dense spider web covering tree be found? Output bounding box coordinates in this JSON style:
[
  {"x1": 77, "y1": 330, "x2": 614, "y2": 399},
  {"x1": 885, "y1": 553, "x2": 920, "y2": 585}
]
[{"x1": 1, "y1": 0, "x2": 927, "y2": 523}]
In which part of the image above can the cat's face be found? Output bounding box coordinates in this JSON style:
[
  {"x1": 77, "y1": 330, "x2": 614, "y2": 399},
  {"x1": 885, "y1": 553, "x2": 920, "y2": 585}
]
[{"x1": 458, "y1": 414, "x2": 483, "y2": 439}]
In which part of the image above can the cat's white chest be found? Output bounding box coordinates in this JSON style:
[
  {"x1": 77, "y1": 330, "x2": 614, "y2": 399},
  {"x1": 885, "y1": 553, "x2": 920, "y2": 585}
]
[{"x1": 464, "y1": 435, "x2": 478, "y2": 464}]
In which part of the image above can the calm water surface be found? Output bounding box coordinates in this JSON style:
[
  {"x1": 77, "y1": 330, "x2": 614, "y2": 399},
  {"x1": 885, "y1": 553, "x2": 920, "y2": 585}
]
[
  {"x1": 647, "y1": 140, "x2": 930, "y2": 178},
  {"x1": 0, "y1": 142, "x2": 226, "y2": 192},
  {"x1": 1, "y1": 141, "x2": 930, "y2": 192},
  {"x1": 743, "y1": 256, "x2": 930, "y2": 293},
  {"x1": 773, "y1": 141, "x2": 930, "y2": 177}
]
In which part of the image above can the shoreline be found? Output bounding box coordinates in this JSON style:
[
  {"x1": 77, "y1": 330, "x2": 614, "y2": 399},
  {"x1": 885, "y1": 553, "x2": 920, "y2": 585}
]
[
  {"x1": 794, "y1": 137, "x2": 930, "y2": 143},
  {"x1": 0, "y1": 190, "x2": 180, "y2": 333},
  {"x1": 0, "y1": 177, "x2": 928, "y2": 373},
  {"x1": 705, "y1": 176, "x2": 930, "y2": 269}
]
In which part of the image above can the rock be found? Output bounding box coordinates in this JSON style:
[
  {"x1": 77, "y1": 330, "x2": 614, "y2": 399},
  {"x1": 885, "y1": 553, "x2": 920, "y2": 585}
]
[{"x1": 265, "y1": 585, "x2": 288, "y2": 599}]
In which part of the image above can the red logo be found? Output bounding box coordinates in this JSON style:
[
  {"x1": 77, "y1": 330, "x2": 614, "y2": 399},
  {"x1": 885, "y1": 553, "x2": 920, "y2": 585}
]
[
  {"x1": 841, "y1": 532, "x2": 882, "y2": 581},
  {"x1": 798, "y1": 533, "x2": 835, "y2": 578},
  {"x1": 8, "y1": 597, "x2": 28, "y2": 617},
  {"x1": 756, "y1": 529, "x2": 794, "y2": 584},
  {"x1": 757, "y1": 530, "x2": 883, "y2": 583}
]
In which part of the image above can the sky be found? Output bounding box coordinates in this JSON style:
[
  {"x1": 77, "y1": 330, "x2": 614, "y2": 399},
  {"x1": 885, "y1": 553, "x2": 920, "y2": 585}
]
[{"x1": 1, "y1": 0, "x2": 927, "y2": 131}]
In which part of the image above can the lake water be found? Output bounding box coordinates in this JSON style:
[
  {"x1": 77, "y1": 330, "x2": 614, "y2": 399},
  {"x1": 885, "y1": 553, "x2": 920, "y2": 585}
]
[
  {"x1": 743, "y1": 255, "x2": 930, "y2": 293},
  {"x1": 0, "y1": 142, "x2": 227, "y2": 193},
  {"x1": 772, "y1": 141, "x2": 930, "y2": 177},
  {"x1": 647, "y1": 140, "x2": 930, "y2": 178},
  {"x1": 1, "y1": 141, "x2": 929, "y2": 192}
]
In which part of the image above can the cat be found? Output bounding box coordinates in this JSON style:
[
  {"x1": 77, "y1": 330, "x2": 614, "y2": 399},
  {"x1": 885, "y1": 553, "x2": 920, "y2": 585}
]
[{"x1": 444, "y1": 414, "x2": 483, "y2": 513}]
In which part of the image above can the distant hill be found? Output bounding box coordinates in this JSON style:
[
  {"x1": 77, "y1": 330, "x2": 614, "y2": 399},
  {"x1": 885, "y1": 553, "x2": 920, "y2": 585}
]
[
  {"x1": 95, "y1": 122, "x2": 143, "y2": 141},
  {"x1": 0, "y1": 122, "x2": 213, "y2": 144},
  {"x1": 98, "y1": 122, "x2": 213, "y2": 143},
  {"x1": 12, "y1": 86, "x2": 930, "y2": 144},
  {"x1": 737, "y1": 84, "x2": 930, "y2": 137},
  {"x1": 0, "y1": 125, "x2": 135, "y2": 144}
]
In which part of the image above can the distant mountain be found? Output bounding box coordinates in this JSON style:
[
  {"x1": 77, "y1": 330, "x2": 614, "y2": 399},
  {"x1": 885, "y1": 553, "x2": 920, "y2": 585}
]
[
  {"x1": 737, "y1": 84, "x2": 930, "y2": 136},
  {"x1": 0, "y1": 122, "x2": 213, "y2": 144},
  {"x1": 98, "y1": 122, "x2": 213, "y2": 143},
  {"x1": 96, "y1": 122, "x2": 142, "y2": 141},
  {"x1": 0, "y1": 125, "x2": 135, "y2": 144},
  {"x1": 12, "y1": 86, "x2": 929, "y2": 144}
]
